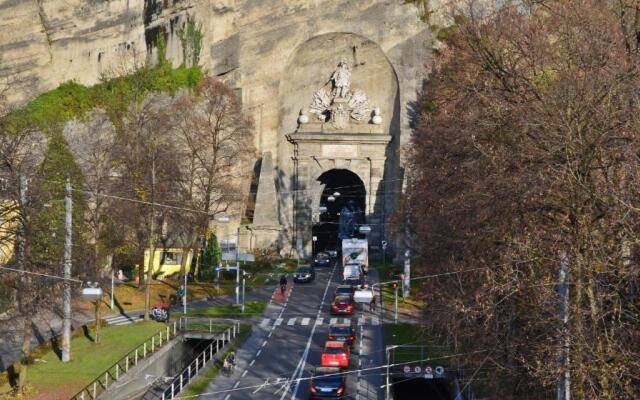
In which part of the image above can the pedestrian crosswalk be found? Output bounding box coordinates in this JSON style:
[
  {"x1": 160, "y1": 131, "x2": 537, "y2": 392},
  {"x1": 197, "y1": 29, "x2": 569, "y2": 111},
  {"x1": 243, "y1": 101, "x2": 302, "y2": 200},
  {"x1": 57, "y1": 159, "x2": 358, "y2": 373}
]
[
  {"x1": 103, "y1": 313, "x2": 144, "y2": 326},
  {"x1": 259, "y1": 316, "x2": 380, "y2": 328}
]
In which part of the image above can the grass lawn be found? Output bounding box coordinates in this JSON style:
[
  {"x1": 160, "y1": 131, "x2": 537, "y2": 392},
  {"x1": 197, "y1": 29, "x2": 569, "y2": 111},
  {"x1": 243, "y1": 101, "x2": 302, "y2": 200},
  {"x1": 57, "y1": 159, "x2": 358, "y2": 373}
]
[
  {"x1": 0, "y1": 322, "x2": 169, "y2": 400},
  {"x1": 384, "y1": 323, "x2": 451, "y2": 365},
  {"x1": 180, "y1": 301, "x2": 267, "y2": 318},
  {"x1": 103, "y1": 280, "x2": 234, "y2": 312},
  {"x1": 182, "y1": 324, "x2": 253, "y2": 397}
]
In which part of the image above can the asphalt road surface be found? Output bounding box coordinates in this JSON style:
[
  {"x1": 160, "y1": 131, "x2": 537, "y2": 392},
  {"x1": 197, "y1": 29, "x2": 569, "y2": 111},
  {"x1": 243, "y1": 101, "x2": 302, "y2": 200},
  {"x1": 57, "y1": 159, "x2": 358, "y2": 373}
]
[{"x1": 204, "y1": 263, "x2": 385, "y2": 400}]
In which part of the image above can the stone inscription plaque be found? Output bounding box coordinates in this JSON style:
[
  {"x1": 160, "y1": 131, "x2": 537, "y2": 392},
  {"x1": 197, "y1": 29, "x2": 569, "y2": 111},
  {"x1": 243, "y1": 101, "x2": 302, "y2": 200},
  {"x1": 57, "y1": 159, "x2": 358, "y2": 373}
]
[{"x1": 322, "y1": 144, "x2": 358, "y2": 158}]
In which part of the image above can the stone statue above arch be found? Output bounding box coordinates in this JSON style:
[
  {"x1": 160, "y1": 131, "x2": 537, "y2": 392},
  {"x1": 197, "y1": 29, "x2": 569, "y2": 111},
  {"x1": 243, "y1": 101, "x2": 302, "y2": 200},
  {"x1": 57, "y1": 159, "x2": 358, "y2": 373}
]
[
  {"x1": 330, "y1": 59, "x2": 351, "y2": 98},
  {"x1": 305, "y1": 60, "x2": 374, "y2": 129}
]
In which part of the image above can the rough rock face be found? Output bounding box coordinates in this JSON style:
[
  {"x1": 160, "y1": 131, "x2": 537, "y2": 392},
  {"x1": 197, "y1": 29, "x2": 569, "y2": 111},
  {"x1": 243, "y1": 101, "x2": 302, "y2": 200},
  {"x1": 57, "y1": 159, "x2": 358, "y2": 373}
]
[{"x1": 0, "y1": 0, "x2": 432, "y2": 253}]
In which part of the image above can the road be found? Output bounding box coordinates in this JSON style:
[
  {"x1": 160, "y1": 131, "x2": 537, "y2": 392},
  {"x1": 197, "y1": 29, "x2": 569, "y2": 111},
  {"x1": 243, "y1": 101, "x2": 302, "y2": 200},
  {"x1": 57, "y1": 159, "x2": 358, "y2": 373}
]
[{"x1": 203, "y1": 263, "x2": 385, "y2": 400}]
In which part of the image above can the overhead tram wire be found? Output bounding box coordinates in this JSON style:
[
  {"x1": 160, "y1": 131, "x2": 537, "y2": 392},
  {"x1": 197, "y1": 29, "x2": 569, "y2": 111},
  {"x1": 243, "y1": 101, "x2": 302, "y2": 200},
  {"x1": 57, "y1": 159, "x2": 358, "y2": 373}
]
[
  {"x1": 171, "y1": 348, "x2": 498, "y2": 399},
  {"x1": 0, "y1": 265, "x2": 84, "y2": 283}
]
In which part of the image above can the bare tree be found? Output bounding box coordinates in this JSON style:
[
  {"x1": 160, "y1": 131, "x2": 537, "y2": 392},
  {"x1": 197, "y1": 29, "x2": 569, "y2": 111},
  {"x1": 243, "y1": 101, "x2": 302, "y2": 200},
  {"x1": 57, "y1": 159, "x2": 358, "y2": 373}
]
[
  {"x1": 171, "y1": 78, "x2": 254, "y2": 281},
  {"x1": 113, "y1": 95, "x2": 179, "y2": 320},
  {"x1": 0, "y1": 84, "x2": 47, "y2": 391},
  {"x1": 406, "y1": 1, "x2": 640, "y2": 398}
]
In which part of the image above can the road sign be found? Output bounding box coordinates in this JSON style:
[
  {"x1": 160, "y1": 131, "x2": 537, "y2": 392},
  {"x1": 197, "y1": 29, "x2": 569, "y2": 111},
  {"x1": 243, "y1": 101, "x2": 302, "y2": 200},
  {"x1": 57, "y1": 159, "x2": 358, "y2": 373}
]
[
  {"x1": 414, "y1": 366, "x2": 422, "y2": 373},
  {"x1": 403, "y1": 366, "x2": 411, "y2": 373},
  {"x1": 312, "y1": 236, "x2": 318, "y2": 242},
  {"x1": 381, "y1": 240, "x2": 387, "y2": 250},
  {"x1": 435, "y1": 366, "x2": 445, "y2": 376},
  {"x1": 425, "y1": 366, "x2": 433, "y2": 374}
]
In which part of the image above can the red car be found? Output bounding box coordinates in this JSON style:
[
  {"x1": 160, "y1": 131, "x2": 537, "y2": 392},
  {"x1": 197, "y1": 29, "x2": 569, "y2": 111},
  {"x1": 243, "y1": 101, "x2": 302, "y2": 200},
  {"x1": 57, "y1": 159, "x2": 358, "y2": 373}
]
[
  {"x1": 320, "y1": 341, "x2": 350, "y2": 368},
  {"x1": 330, "y1": 295, "x2": 354, "y2": 315}
]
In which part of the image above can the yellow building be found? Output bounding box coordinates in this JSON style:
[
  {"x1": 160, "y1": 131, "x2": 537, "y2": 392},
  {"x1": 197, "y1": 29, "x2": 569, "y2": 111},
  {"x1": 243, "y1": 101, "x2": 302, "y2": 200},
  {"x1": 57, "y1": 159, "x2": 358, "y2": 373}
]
[
  {"x1": 143, "y1": 248, "x2": 194, "y2": 279},
  {"x1": 0, "y1": 201, "x2": 17, "y2": 266}
]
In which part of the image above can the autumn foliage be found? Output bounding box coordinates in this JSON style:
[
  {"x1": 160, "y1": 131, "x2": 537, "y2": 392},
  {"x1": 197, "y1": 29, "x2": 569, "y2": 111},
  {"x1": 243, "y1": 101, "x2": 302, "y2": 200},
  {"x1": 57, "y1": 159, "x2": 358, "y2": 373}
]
[{"x1": 407, "y1": 1, "x2": 640, "y2": 398}]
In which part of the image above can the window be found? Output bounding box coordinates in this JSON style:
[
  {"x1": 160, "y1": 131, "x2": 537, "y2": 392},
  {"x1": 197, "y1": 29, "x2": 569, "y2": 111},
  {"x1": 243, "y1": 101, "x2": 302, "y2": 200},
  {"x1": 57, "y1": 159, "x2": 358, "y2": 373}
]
[{"x1": 161, "y1": 251, "x2": 181, "y2": 265}]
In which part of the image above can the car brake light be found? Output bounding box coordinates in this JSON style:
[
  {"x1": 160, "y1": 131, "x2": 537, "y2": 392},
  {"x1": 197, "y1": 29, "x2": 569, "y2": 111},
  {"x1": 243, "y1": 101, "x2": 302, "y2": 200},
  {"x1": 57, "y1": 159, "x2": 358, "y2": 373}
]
[
  {"x1": 337, "y1": 386, "x2": 344, "y2": 394},
  {"x1": 349, "y1": 335, "x2": 354, "y2": 340},
  {"x1": 310, "y1": 385, "x2": 317, "y2": 393},
  {"x1": 329, "y1": 335, "x2": 335, "y2": 340}
]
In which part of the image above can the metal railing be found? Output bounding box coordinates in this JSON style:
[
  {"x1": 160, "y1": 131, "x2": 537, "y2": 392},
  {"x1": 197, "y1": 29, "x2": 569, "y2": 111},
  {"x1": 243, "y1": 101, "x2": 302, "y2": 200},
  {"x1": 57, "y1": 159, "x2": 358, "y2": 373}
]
[
  {"x1": 70, "y1": 321, "x2": 179, "y2": 400},
  {"x1": 157, "y1": 321, "x2": 240, "y2": 400}
]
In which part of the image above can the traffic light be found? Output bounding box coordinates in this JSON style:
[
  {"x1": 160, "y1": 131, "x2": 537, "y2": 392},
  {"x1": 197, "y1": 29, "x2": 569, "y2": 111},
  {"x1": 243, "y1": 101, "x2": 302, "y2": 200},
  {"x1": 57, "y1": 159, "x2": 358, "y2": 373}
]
[{"x1": 391, "y1": 281, "x2": 398, "y2": 289}]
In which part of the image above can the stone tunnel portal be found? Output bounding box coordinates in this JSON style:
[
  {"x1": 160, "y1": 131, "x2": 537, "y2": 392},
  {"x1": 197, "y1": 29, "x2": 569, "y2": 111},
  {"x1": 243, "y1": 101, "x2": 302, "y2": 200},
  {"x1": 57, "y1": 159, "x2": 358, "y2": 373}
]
[{"x1": 313, "y1": 169, "x2": 366, "y2": 255}]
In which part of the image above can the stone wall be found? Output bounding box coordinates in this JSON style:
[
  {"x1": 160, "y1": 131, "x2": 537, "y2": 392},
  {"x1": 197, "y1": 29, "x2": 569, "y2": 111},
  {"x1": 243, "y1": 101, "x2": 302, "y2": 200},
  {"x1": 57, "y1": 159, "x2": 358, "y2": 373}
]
[{"x1": 0, "y1": 0, "x2": 432, "y2": 253}]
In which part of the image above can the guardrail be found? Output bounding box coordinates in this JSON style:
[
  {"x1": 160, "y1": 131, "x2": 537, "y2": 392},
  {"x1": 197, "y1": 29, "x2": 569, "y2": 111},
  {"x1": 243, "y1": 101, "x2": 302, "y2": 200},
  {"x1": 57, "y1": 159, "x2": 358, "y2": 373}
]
[
  {"x1": 70, "y1": 322, "x2": 179, "y2": 400},
  {"x1": 156, "y1": 321, "x2": 241, "y2": 400}
]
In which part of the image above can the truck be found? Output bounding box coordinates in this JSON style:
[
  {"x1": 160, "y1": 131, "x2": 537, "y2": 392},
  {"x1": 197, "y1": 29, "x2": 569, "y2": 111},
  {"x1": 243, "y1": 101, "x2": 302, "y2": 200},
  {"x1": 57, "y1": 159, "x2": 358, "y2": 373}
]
[{"x1": 342, "y1": 238, "x2": 368, "y2": 280}]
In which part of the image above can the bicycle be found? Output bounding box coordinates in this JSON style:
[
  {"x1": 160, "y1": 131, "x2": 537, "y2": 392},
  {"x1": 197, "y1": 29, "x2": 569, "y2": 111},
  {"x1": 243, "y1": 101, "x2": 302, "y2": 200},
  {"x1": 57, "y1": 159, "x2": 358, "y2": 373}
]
[
  {"x1": 222, "y1": 359, "x2": 235, "y2": 376},
  {"x1": 280, "y1": 283, "x2": 287, "y2": 296}
]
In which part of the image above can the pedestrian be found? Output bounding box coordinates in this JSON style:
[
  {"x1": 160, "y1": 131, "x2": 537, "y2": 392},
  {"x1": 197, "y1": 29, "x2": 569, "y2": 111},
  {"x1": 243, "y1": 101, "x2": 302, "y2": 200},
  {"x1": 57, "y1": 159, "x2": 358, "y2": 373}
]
[{"x1": 369, "y1": 294, "x2": 376, "y2": 311}]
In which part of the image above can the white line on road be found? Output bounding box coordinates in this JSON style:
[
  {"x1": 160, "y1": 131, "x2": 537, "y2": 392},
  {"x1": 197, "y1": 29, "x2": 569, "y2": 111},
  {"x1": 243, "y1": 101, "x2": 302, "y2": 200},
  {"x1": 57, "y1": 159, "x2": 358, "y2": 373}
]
[
  {"x1": 315, "y1": 317, "x2": 323, "y2": 326},
  {"x1": 256, "y1": 349, "x2": 262, "y2": 357},
  {"x1": 249, "y1": 359, "x2": 256, "y2": 367},
  {"x1": 262, "y1": 340, "x2": 268, "y2": 347},
  {"x1": 330, "y1": 317, "x2": 338, "y2": 325},
  {"x1": 287, "y1": 317, "x2": 296, "y2": 326},
  {"x1": 301, "y1": 317, "x2": 310, "y2": 326},
  {"x1": 260, "y1": 318, "x2": 270, "y2": 327},
  {"x1": 358, "y1": 316, "x2": 366, "y2": 326},
  {"x1": 224, "y1": 395, "x2": 230, "y2": 400},
  {"x1": 284, "y1": 263, "x2": 338, "y2": 400},
  {"x1": 234, "y1": 381, "x2": 240, "y2": 389},
  {"x1": 274, "y1": 318, "x2": 283, "y2": 326},
  {"x1": 343, "y1": 318, "x2": 351, "y2": 326},
  {"x1": 242, "y1": 370, "x2": 248, "y2": 377}
]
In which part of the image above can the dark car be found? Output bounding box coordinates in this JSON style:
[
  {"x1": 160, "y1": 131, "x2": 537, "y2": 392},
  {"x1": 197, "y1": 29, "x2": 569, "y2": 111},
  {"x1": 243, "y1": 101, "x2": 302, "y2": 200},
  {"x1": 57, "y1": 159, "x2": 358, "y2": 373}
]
[
  {"x1": 343, "y1": 276, "x2": 362, "y2": 288},
  {"x1": 309, "y1": 367, "x2": 345, "y2": 399},
  {"x1": 328, "y1": 324, "x2": 355, "y2": 347},
  {"x1": 331, "y1": 295, "x2": 354, "y2": 315},
  {"x1": 293, "y1": 265, "x2": 316, "y2": 283},
  {"x1": 334, "y1": 285, "x2": 354, "y2": 298},
  {"x1": 313, "y1": 252, "x2": 332, "y2": 268}
]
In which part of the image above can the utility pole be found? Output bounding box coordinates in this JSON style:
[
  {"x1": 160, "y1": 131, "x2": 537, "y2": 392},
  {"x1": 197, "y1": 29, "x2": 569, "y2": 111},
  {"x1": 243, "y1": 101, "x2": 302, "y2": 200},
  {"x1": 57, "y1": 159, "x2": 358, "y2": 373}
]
[
  {"x1": 14, "y1": 175, "x2": 28, "y2": 309},
  {"x1": 183, "y1": 268, "x2": 187, "y2": 314},
  {"x1": 557, "y1": 252, "x2": 571, "y2": 400},
  {"x1": 385, "y1": 346, "x2": 391, "y2": 399},
  {"x1": 144, "y1": 158, "x2": 157, "y2": 321},
  {"x1": 403, "y1": 250, "x2": 410, "y2": 298},
  {"x1": 108, "y1": 255, "x2": 114, "y2": 309},
  {"x1": 62, "y1": 177, "x2": 72, "y2": 362},
  {"x1": 241, "y1": 273, "x2": 246, "y2": 313},
  {"x1": 236, "y1": 226, "x2": 240, "y2": 305}
]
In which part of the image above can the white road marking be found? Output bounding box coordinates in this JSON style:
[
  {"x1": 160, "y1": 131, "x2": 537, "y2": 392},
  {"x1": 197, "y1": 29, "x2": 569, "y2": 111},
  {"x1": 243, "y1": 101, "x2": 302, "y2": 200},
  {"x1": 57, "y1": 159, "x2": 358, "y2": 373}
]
[
  {"x1": 260, "y1": 318, "x2": 270, "y2": 327},
  {"x1": 242, "y1": 370, "x2": 248, "y2": 377},
  {"x1": 224, "y1": 395, "x2": 230, "y2": 400},
  {"x1": 274, "y1": 318, "x2": 283, "y2": 326},
  {"x1": 372, "y1": 316, "x2": 380, "y2": 325},
  {"x1": 285, "y1": 264, "x2": 338, "y2": 399},
  {"x1": 330, "y1": 317, "x2": 338, "y2": 325},
  {"x1": 249, "y1": 359, "x2": 256, "y2": 366},
  {"x1": 315, "y1": 317, "x2": 323, "y2": 326},
  {"x1": 287, "y1": 317, "x2": 296, "y2": 326},
  {"x1": 234, "y1": 381, "x2": 240, "y2": 389},
  {"x1": 262, "y1": 340, "x2": 268, "y2": 347},
  {"x1": 358, "y1": 316, "x2": 366, "y2": 325},
  {"x1": 343, "y1": 318, "x2": 351, "y2": 326},
  {"x1": 301, "y1": 317, "x2": 310, "y2": 326},
  {"x1": 256, "y1": 349, "x2": 262, "y2": 357},
  {"x1": 268, "y1": 331, "x2": 273, "y2": 338}
]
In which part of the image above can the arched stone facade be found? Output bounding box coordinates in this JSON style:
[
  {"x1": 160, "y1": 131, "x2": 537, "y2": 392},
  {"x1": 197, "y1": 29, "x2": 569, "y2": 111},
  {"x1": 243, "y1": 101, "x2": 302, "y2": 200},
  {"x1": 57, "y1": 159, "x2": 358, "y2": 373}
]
[{"x1": 252, "y1": 32, "x2": 399, "y2": 256}]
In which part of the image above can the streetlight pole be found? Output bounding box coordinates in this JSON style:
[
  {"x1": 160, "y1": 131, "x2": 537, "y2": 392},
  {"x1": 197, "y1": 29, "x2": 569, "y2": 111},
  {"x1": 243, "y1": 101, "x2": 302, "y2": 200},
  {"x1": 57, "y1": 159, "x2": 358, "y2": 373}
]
[
  {"x1": 385, "y1": 346, "x2": 391, "y2": 399},
  {"x1": 242, "y1": 273, "x2": 246, "y2": 313},
  {"x1": 62, "y1": 177, "x2": 72, "y2": 363},
  {"x1": 236, "y1": 226, "x2": 240, "y2": 305},
  {"x1": 394, "y1": 284, "x2": 398, "y2": 325},
  {"x1": 183, "y1": 267, "x2": 188, "y2": 314}
]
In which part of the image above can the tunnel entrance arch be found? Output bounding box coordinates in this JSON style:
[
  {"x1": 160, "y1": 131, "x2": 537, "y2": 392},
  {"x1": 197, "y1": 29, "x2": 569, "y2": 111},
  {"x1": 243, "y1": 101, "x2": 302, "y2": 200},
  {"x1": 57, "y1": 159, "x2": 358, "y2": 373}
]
[{"x1": 312, "y1": 169, "x2": 366, "y2": 254}]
